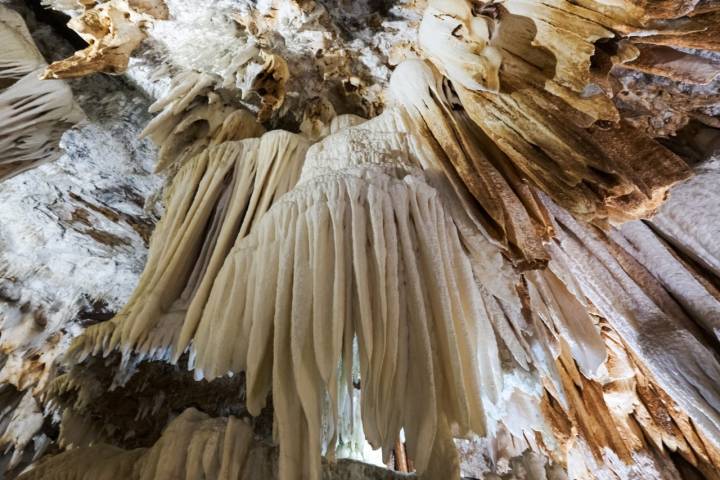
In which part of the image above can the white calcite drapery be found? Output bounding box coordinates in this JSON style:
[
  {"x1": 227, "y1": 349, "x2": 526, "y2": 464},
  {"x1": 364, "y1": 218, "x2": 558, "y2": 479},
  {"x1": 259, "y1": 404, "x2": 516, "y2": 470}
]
[
  {"x1": 60, "y1": 81, "x2": 720, "y2": 478},
  {"x1": 188, "y1": 114, "x2": 503, "y2": 479},
  {"x1": 68, "y1": 110, "x2": 507, "y2": 478},
  {"x1": 70, "y1": 129, "x2": 309, "y2": 362},
  {"x1": 42, "y1": 81, "x2": 720, "y2": 480}
]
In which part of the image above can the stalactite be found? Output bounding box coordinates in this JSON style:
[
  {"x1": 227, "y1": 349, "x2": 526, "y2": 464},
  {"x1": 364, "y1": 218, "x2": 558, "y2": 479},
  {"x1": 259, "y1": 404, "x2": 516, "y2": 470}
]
[
  {"x1": 545, "y1": 197, "x2": 720, "y2": 454},
  {"x1": 52, "y1": 67, "x2": 720, "y2": 480},
  {"x1": 69, "y1": 130, "x2": 309, "y2": 363},
  {"x1": 390, "y1": 59, "x2": 552, "y2": 270},
  {"x1": 139, "y1": 71, "x2": 266, "y2": 173},
  {"x1": 186, "y1": 114, "x2": 501, "y2": 479}
]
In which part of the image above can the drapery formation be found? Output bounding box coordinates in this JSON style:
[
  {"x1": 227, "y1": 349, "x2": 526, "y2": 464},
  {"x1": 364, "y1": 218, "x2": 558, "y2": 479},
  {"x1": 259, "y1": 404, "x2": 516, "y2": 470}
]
[
  {"x1": 68, "y1": 112, "x2": 505, "y2": 478},
  {"x1": 4, "y1": 0, "x2": 720, "y2": 478},
  {"x1": 62, "y1": 102, "x2": 720, "y2": 479},
  {"x1": 19, "y1": 408, "x2": 266, "y2": 480},
  {"x1": 188, "y1": 118, "x2": 503, "y2": 479},
  {"x1": 390, "y1": 60, "x2": 553, "y2": 271},
  {"x1": 0, "y1": 5, "x2": 82, "y2": 181},
  {"x1": 18, "y1": 406, "x2": 413, "y2": 480},
  {"x1": 70, "y1": 129, "x2": 309, "y2": 362}
]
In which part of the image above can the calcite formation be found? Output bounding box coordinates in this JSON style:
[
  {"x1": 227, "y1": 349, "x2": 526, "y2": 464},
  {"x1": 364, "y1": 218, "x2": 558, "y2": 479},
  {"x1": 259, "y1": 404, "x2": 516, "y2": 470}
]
[
  {"x1": 18, "y1": 408, "x2": 411, "y2": 480},
  {"x1": 140, "y1": 71, "x2": 265, "y2": 173},
  {"x1": 1, "y1": 0, "x2": 720, "y2": 479},
  {"x1": 0, "y1": 5, "x2": 82, "y2": 180},
  {"x1": 70, "y1": 130, "x2": 309, "y2": 361},
  {"x1": 41, "y1": 0, "x2": 167, "y2": 79}
]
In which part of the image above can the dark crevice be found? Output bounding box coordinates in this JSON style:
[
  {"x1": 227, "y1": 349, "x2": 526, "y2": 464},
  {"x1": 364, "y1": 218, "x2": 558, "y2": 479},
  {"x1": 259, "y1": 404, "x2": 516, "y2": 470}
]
[
  {"x1": 669, "y1": 448, "x2": 706, "y2": 480},
  {"x1": 24, "y1": 0, "x2": 88, "y2": 50},
  {"x1": 657, "y1": 120, "x2": 720, "y2": 166}
]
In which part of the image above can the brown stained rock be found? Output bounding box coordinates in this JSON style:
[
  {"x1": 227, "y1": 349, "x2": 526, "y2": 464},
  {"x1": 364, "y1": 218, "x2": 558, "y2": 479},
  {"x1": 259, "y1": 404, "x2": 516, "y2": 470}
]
[
  {"x1": 251, "y1": 52, "x2": 290, "y2": 123},
  {"x1": 457, "y1": 80, "x2": 691, "y2": 225},
  {"x1": 127, "y1": 0, "x2": 168, "y2": 20},
  {"x1": 556, "y1": 342, "x2": 634, "y2": 463},
  {"x1": 390, "y1": 60, "x2": 552, "y2": 270},
  {"x1": 634, "y1": 12, "x2": 720, "y2": 52},
  {"x1": 606, "y1": 324, "x2": 720, "y2": 478},
  {"x1": 622, "y1": 44, "x2": 720, "y2": 85},
  {"x1": 69, "y1": 191, "x2": 155, "y2": 245},
  {"x1": 42, "y1": 0, "x2": 161, "y2": 79}
]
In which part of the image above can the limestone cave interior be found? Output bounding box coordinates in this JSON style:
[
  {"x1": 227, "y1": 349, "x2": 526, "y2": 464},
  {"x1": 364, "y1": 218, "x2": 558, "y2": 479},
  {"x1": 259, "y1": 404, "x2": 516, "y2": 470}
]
[{"x1": 1, "y1": 0, "x2": 720, "y2": 478}]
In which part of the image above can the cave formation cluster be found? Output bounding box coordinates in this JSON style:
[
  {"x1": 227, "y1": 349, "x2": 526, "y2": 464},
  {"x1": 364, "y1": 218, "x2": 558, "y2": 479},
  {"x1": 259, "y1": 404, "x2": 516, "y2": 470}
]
[{"x1": 1, "y1": 0, "x2": 720, "y2": 479}]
